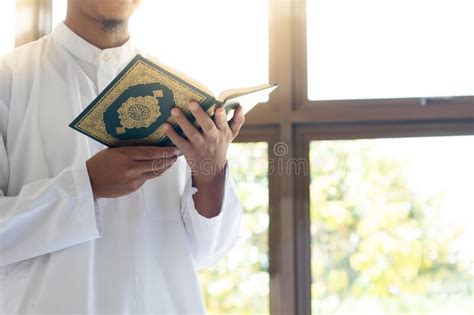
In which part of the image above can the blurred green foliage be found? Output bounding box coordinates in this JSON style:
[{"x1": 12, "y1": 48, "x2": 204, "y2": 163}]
[
  {"x1": 310, "y1": 140, "x2": 474, "y2": 315},
  {"x1": 196, "y1": 140, "x2": 473, "y2": 315}
]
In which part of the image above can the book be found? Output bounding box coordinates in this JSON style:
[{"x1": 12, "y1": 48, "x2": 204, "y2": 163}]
[{"x1": 69, "y1": 54, "x2": 277, "y2": 147}]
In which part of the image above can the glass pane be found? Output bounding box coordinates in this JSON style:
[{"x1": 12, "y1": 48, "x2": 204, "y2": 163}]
[
  {"x1": 199, "y1": 142, "x2": 269, "y2": 314},
  {"x1": 130, "y1": 0, "x2": 269, "y2": 96},
  {"x1": 0, "y1": 0, "x2": 16, "y2": 56},
  {"x1": 52, "y1": 0, "x2": 67, "y2": 26},
  {"x1": 307, "y1": 0, "x2": 474, "y2": 101},
  {"x1": 310, "y1": 136, "x2": 474, "y2": 315}
]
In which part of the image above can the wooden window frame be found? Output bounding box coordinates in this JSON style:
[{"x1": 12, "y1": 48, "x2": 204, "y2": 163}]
[
  {"x1": 293, "y1": 120, "x2": 474, "y2": 314},
  {"x1": 19, "y1": 0, "x2": 474, "y2": 314},
  {"x1": 291, "y1": 0, "x2": 474, "y2": 123},
  {"x1": 249, "y1": 1, "x2": 473, "y2": 314}
]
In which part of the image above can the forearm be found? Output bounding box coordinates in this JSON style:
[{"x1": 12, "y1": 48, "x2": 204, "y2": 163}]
[{"x1": 191, "y1": 166, "x2": 227, "y2": 218}]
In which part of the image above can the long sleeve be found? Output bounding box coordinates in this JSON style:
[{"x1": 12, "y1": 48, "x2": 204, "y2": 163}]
[
  {"x1": 181, "y1": 163, "x2": 242, "y2": 270},
  {"x1": 0, "y1": 99, "x2": 102, "y2": 267}
]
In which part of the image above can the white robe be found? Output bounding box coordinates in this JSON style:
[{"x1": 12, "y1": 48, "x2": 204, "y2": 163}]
[{"x1": 0, "y1": 23, "x2": 242, "y2": 314}]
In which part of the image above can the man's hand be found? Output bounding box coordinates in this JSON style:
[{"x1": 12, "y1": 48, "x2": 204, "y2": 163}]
[
  {"x1": 86, "y1": 146, "x2": 181, "y2": 199},
  {"x1": 163, "y1": 102, "x2": 245, "y2": 218},
  {"x1": 164, "y1": 102, "x2": 244, "y2": 181}
]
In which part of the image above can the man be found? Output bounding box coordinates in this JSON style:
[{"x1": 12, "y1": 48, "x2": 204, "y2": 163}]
[{"x1": 0, "y1": 0, "x2": 243, "y2": 313}]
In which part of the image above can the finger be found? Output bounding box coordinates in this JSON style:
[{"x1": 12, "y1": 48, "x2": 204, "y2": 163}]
[
  {"x1": 164, "y1": 123, "x2": 192, "y2": 152},
  {"x1": 132, "y1": 156, "x2": 177, "y2": 174},
  {"x1": 228, "y1": 105, "x2": 245, "y2": 137},
  {"x1": 171, "y1": 107, "x2": 204, "y2": 143},
  {"x1": 118, "y1": 146, "x2": 181, "y2": 160},
  {"x1": 188, "y1": 101, "x2": 217, "y2": 135},
  {"x1": 214, "y1": 107, "x2": 229, "y2": 131}
]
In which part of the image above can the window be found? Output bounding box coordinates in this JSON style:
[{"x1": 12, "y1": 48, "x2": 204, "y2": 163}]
[
  {"x1": 307, "y1": 0, "x2": 474, "y2": 101},
  {"x1": 310, "y1": 136, "x2": 474, "y2": 314},
  {"x1": 199, "y1": 142, "x2": 269, "y2": 314},
  {"x1": 0, "y1": 0, "x2": 16, "y2": 56}
]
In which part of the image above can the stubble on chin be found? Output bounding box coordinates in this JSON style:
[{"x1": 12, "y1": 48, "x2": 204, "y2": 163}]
[{"x1": 99, "y1": 17, "x2": 128, "y2": 34}]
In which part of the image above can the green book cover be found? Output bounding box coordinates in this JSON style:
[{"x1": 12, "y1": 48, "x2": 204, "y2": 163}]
[
  {"x1": 69, "y1": 54, "x2": 216, "y2": 147},
  {"x1": 69, "y1": 54, "x2": 277, "y2": 147}
]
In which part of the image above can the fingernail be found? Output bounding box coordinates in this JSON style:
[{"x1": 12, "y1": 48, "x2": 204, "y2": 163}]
[
  {"x1": 189, "y1": 102, "x2": 198, "y2": 111},
  {"x1": 216, "y1": 108, "x2": 225, "y2": 115},
  {"x1": 171, "y1": 108, "x2": 180, "y2": 117},
  {"x1": 163, "y1": 123, "x2": 171, "y2": 131}
]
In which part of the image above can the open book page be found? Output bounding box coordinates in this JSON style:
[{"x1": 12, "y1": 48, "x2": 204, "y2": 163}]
[
  {"x1": 140, "y1": 52, "x2": 214, "y2": 96},
  {"x1": 218, "y1": 83, "x2": 277, "y2": 103},
  {"x1": 220, "y1": 84, "x2": 278, "y2": 117}
]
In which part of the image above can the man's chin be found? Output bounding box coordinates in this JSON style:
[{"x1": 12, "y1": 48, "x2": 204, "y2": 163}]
[{"x1": 99, "y1": 17, "x2": 128, "y2": 31}]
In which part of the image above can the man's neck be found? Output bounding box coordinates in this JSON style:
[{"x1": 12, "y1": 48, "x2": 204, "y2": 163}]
[{"x1": 65, "y1": 12, "x2": 130, "y2": 50}]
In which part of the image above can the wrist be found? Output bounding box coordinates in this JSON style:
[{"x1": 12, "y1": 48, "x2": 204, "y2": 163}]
[{"x1": 192, "y1": 160, "x2": 227, "y2": 187}]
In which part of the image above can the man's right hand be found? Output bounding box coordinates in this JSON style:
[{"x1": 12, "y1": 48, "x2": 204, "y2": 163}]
[{"x1": 86, "y1": 146, "x2": 181, "y2": 199}]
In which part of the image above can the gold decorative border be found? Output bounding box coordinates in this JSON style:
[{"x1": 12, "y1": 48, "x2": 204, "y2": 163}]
[{"x1": 75, "y1": 60, "x2": 208, "y2": 146}]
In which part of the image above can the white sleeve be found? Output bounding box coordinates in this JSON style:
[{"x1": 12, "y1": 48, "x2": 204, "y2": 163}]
[
  {"x1": 181, "y1": 163, "x2": 242, "y2": 270},
  {"x1": 0, "y1": 100, "x2": 102, "y2": 267}
]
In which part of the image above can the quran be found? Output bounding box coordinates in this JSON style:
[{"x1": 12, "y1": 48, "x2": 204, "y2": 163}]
[{"x1": 69, "y1": 54, "x2": 277, "y2": 147}]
